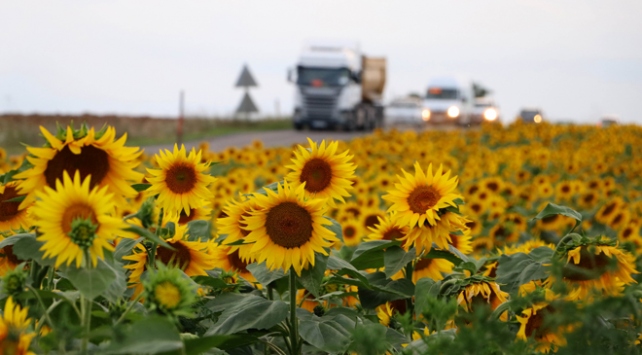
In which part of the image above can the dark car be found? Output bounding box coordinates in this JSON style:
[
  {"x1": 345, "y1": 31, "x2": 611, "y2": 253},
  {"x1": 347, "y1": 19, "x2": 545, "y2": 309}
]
[{"x1": 517, "y1": 108, "x2": 544, "y2": 124}]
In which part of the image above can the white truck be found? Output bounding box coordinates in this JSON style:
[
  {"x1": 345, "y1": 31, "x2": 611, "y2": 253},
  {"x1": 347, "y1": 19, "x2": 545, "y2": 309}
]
[
  {"x1": 420, "y1": 76, "x2": 476, "y2": 126},
  {"x1": 288, "y1": 41, "x2": 386, "y2": 131}
]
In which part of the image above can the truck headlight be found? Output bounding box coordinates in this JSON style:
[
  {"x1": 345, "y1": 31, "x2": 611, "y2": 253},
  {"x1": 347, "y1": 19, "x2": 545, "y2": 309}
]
[
  {"x1": 483, "y1": 108, "x2": 498, "y2": 121},
  {"x1": 421, "y1": 109, "x2": 431, "y2": 121},
  {"x1": 447, "y1": 106, "x2": 460, "y2": 118}
]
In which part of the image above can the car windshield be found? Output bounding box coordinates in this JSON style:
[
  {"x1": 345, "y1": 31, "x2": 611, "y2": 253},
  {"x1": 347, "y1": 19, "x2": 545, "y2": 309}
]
[
  {"x1": 297, "y1": 67, "x2": 351, "y2": 87},
  {"x1": 426, "y1": 87, "x2": 459, "y2": 100},
  {"x1": 521, "y1": 110, "x2": 540, "y2": 118}
]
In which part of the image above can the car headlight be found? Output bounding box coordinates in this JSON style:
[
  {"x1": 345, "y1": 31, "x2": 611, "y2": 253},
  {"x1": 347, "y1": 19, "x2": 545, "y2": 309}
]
[
  {"x1": 421, "y1": 109, "x2": 431, "y2": 121},
  {"x1": 447, "y1": 106, "x2": 460, "y2": 118},
  {"x1": 483, "y1": 108, "x2": 498, "y2": 121},
  {"x1": 534, "y1": 114, "x2": 542, "y2": 123}
]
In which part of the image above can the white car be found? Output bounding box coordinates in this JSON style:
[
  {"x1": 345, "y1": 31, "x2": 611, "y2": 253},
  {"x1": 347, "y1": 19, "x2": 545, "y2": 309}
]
[
  {"x1": 385, "y1": 97, "x2": 423, "y2": 126},
  {"x1": 471, "y1": 100, "x2": 500, "y2": 124}
]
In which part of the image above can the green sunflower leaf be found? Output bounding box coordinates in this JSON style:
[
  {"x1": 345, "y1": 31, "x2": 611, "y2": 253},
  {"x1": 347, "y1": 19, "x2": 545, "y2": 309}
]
[
  {"x1": 384, "y1": 246, "x2": 417, "y2": 278},
  {"x1": 205, "y1": 293, "x2": 289, "y2": 335},
  {"x1": 60, "y1": 258, "x2": 119, "y2": 300},
  {"x1": 298, "y1": 308, "x2": 356, "y2": 353},
  {"x1": 103, "y1": 316, "x2": 183, "y2": 354},
  {"x1": 357, "y1": 271, "x2": 415, "y2": 309},
  {"x1": 131, "y1": 183, "x2": 151, "y2": 192},
  {"x1": 183, "y1": 334, "x2": 258, "y2": 353},
  {"x1": 495, "y1": 247, "x2": 554, "y2": 293},
  {"x1": 350, "y1": 240, "x2": 400, "y2": 270},
  {"x1": 124, "y1": 224, "x2": 173, "y2": 249},
  {"x1": 533, "y1": 202, "x2": 582, "y2": 231},
  {"x1": 246, "y1": 262, "x2": 287, "y2": 286},
  {"x1": 299, "y1": 253, "x2": 328, "y2": 297}
]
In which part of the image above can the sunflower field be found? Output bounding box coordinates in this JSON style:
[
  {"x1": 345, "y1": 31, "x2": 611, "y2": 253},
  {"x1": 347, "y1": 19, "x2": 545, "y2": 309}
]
[{"x1": 0, "y1": 121, "x2": 641, "y2": 355}]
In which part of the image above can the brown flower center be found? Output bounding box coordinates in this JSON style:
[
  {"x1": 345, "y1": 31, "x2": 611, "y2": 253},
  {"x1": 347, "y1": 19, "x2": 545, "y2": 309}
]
[
  {"x1": 486, "y1": 182, "x2": 499, "y2": 192},
  {"x1": 165, "y1": 163, "x2": 197, "y2": 194},
  {"x1": 383, "y1": 227, "x2": 405, "y2": 241},
  {"x1": 157, "y1": 241, "x2": 192, "y2": 270},
  {"x1": 600, "y1": 202, "x2": 617, "y2": 218},
  {"x1": 45, "y1": 145, "x2": 109, "y2": 189},
  {"x1": 343, "y1": 226, "x2": 357, "y2": 239},
  {"x1": 227, "y1": 250, "x2": 248, "y2": 272},
  {"x1": 414, "y1": 257, "x2": 432, "y2": 271},
  {"x1": 61, "y1": 204, "x2": 97, "y2": 234},
  {"x1": 0, "y1": 186, "x2": 21, "y2": 222},
  {"x1": 407, "y1": 186, "x2": 441, "y2": 214},
  {"x1": 364, "y1": 214, "x2": 381, "y2": 229},
  {"x1": 300, "y1": 158, "x2": 332, "y2": 193},
  {"x1": 265, "y1": 202, "x2": 313, "y2": 249},
  {"x1": 1, "y1": 245, "x2": 23, "y2": 265},
  {"x1": 562, "y1": 249, "x2": 612, "y2": 281},
  {"x1": 561, "y1": 185, "x2": 571, "y2": 193},
  {"x1": 178, "y1": 208, "x2": 196, "y2": 224}
]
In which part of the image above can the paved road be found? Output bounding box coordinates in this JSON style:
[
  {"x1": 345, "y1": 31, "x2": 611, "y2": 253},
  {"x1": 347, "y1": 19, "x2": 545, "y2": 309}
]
[{"x1": 143, "y1": 124, "x2": 459, "y2": 154}]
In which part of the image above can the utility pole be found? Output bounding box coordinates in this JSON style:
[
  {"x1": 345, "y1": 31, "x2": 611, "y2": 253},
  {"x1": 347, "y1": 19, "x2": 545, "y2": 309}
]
[{"x1": 177, "y1": 90, "x2": 184, "y2": 145}]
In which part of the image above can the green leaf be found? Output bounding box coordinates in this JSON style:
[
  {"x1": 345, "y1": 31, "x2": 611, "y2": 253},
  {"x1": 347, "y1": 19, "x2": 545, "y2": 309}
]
[
  {"x1": 60, "y1": 258, "x2": 118, "y2": 300},
  {"x1": 298, "y1": 308, "x2": 356, "y2": 353},
  {"x1": 183, "y1": 334, "x2": 258, "y2": 353},
  {"x1": 246, "y1": 262, "x2": 287, "y2": 286},
  {"x1": 351, "y1": 240, "x2": 399, "y2": 270},
  {"x1": 0, "y1": 233, "x2": 36, "y2": 249},
  {"x1": 102, "y1": 260, "x2": 128, "y2": 303},
  {"x1": 114, "y1": 237, "x2": 142, "y2": 263},
  {"x1": 358, "y1": 272, "x2": 415, "y2": 309},
  {"x1": 533, "y1": 202, "x2": 582, "y2": 230},
  {"x1": 103, "y1": 316, "x2": 182, "y2": 354},
  {"x1": 205, "y1": 293, "x2": 289, "y2": 335},
  {"x1": 495, "y1": 247, "x2": 554, "y2": 293},
  {"x1": 131, "y1": 183, "x2": 151, "y2": 192},
  {"x1": 423, "y1": 248, "x2": 466, "y2": 266},
  {"x1": 192, "y1": 276, "x2": 230, "y2": 290},
  {"x1": 299, "y1": 253, "x2": 328, "y2": 297},
  {"x1": 384, "y1": 246, "x2": 417, "y2": 278},
  {"x1": 326, "y1": 255, "x2": 371, "y2": 287},
  {"x1": 187, "y1": 220, "x2": 213, "y2": 242},
  {"x1": 10, "y1": 235, "x2": 55, "y2": 267},
  {"x1": 413, "y1": 278, "x2": 438, "y2": 317},
  {"x1": 125, "y1": 224, "x2": 173, "y2": 249}
]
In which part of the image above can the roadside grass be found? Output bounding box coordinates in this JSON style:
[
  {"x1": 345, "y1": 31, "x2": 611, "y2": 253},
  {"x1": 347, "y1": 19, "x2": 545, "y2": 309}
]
[{"x1": 0, "y1": 114, "x2": 291, "y2": 155}]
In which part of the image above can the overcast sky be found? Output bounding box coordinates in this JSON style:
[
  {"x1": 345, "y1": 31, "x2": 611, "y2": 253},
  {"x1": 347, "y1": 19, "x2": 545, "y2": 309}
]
[{"x1": 1, "y1": 1, "x2": 641, "y2": 123}]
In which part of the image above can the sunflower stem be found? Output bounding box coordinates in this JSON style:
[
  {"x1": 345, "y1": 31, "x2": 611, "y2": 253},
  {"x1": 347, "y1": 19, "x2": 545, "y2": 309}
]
[
  {"x1": 114, "y1": 292, "x2": 144, "y2": 326},
  {"x1": 288, "y1": 268, "x2": 300, "y2": 355},
  {"x1": 404, "y1": 262, "x2": 415, "y2": 316},
  {"x1": 148, "y1": 208, "x2": 164, "y2": 269},
  {"x1": 80, "y1": 293, "x2": 92, "y2": 355}
]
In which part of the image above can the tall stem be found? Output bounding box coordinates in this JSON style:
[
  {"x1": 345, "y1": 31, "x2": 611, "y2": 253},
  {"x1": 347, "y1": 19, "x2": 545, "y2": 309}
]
[
  {"x1": 148, "y1": 207, "x2": 164, "y2": 269},
  {"x1": 404, "y1": 262, "x2": 415, "y2": 316},
  {"x1": 289, "y1": 269, "x2": 299, "y2": 355},
  {"x1": 80, "y1": 294, "x2": 91, "y2": 354}
]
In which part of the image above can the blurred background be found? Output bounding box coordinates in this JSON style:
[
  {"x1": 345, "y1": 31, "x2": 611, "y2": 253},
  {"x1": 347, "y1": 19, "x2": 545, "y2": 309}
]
[{"x1": 1, "y1": 1, "x2": 640, "y2": 125}]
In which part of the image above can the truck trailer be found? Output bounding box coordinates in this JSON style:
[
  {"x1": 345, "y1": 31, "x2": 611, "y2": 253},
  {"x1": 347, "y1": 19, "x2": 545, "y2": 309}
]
[{"x1": 288, "y1": 41, "x2": 386, "y2": 131}]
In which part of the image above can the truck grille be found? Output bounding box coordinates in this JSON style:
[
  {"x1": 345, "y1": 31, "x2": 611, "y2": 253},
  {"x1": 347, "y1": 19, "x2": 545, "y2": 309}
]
[{"x1": 300, "y1": 87, "x2": 339, "y2": 120}]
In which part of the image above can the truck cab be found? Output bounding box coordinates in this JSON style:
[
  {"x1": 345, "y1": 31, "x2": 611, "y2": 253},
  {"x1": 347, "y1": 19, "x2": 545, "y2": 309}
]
[
  {"x1": 289, "y1": 41, "x2": 385, "y2": 131},
  {"x1": 420, "y1": 77, "x2": 473, "y2": 125}
]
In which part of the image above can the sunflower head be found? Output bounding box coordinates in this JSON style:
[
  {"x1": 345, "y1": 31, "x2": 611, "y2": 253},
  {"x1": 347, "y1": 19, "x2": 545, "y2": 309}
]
[
  {"x1": 0, "y1": 296, "x2": 36, "y2": 355},
  {"x1": 0, "y1": 181, "x2": 31, "y2": 232},
  {"x1": 2, "y1": 268, "x2": 27, "y2": 297},
  {"x1": 33, "y1": 171, "x2": 125, "y2": 268},
  {"x1": 243, "y1": 180, "x2": 337, "y2": 275},
  {"x1": 286, "y1": 138, "x2": 356, "y2": 206},
  {"x1": 143, "y1": 264, "x2": 197, "y2": 318},
  {"x1": 382, "y1": 162, "x2": 462, "y2": 229},
  {"x1": 15, "y1": 124, "x2": 143, "y2": 210}
]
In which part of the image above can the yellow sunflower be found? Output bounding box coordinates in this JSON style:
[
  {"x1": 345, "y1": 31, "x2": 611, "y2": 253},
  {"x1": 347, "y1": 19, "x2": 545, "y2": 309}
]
[
  {"x1": 557, "y1": 241, "x2": 637, "y2": 300},
  {"x1": 516, "y1": 303, "x2": 568, "y2": 353},
  {"x1": 383, "y1": 162, "x2": 460, "y2": 228},
  {"x1": 0, "y1": 181, "x2": 31, "y2": 232},
  {"x1": 366, "y1": 214, "x2": 409, "y2": 243},
  {"x1": 412, "y1": 257, "x2": 454, "y2": 282},
  {"x1": 15, "y1": 125, "x2": 143, "y2": 209},
  {"x1": 146, "y1": 144, "x2": 216, "y2": 216},
  {"x1": 33, "y1": 171, "x2": 126, "y2": 268},
  {"x1": 285, "y1": 138, "x2": 356, "y2": 206},
  {"x1": 457, "y1": 280, "x2": 508, "y2": 316},
  {"x1": 0, "y1": 297, "x2": 36, "y2": 355},
  {"x1": 216, "y1": 197, "x2": 259, "y2": 262},
  {"x1": 208, "y1": 243, "x2": 255, "y2": 283},
  {"x1": 0, "y1": 235, "x2": 26, "y2": 276},
  {"x1": 401, "y1": 211, "x2": 469, "y2": 255},
  {"x1": 123, "y1": 222, "x2": 215, "y2": 283},
  {"x1": 448, "y1": 229, "x2": 473, "y2": 255},
  {"x1": 340, "y1": 218, "x2": 364, "y2": 247},
  {"x1": 243, "y1": 181, "x2": 336, "y2": 276}
]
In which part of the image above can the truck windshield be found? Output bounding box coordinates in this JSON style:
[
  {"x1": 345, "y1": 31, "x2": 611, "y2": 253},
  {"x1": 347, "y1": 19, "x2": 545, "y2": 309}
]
[
  {"x1": 297, "y1": 67, "x2": 351, "y2": 87},
  {"x1": 426, "y1": 88, "x2": 459, "y2": 100}
]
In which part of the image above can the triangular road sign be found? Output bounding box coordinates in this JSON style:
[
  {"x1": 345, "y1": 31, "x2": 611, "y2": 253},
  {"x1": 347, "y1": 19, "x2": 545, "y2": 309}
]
[
  {"x1": 236, "y1": 92, "x2": 259, "y2": 113},
  {"x1": 235, "y1": 65, "x2": 258, "y2": 88}
]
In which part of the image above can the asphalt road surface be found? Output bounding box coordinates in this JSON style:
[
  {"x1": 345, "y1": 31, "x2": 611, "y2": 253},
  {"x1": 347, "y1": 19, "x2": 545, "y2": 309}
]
[{"x1": 143, "y1": 124, "x2": 459, "y2": 154}]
